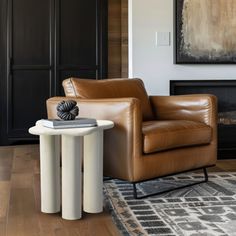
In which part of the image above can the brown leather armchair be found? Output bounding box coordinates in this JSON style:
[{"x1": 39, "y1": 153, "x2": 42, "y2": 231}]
[{"x1": 46, "y1": 78, "x2": 217, "y2": 198}]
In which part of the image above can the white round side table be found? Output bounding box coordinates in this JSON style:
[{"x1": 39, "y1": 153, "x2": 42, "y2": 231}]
[{"x1": 29, "y1": 119, "x2": 114, "y2": 220}]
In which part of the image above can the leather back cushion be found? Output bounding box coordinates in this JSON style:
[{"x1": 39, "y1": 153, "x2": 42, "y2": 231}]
[{"x1": 63, "y1": 78, "x2": 154, "y2": 121}]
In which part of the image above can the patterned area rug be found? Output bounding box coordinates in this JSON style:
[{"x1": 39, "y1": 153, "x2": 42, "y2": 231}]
[{"x1": 103, "y1": 172, "x2": 236, "y2": 236}]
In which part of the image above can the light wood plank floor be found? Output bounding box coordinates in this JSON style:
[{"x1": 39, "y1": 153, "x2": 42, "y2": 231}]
[{"x1": 0, "y1": 144, "x2": 235, "y2": 236}]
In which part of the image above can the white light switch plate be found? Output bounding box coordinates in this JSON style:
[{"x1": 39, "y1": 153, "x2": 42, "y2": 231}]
[{"x1": 156, "y1": 32, "x2": 171, "y2": 46}]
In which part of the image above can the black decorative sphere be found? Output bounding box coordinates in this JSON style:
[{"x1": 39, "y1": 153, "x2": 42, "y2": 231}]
[{"x1": 56, "y1": 100, "x2": 79, "y2": 120}]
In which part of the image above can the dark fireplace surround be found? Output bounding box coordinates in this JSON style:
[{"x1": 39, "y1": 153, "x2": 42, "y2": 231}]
[{"x1": 170, "y1": 80, "x2": 236, "y2": 159}]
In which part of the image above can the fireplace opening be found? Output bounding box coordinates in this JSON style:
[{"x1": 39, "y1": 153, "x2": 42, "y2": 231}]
[
  {"x1": 170, "y1": 80, "x2": 236, "y2": 159},
  {"x1": 218, "y1": 111, "x2": 236, "y2": 125}
]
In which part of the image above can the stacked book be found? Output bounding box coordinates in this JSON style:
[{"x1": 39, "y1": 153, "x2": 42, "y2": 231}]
[{"x1": 41, "y1": 118, "x2": 97, "y2": 129}]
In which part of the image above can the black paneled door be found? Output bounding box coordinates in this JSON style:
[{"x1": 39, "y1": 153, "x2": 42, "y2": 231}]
[{"x1": 0, "y1": 0, "x2": 107, "y2": 145}]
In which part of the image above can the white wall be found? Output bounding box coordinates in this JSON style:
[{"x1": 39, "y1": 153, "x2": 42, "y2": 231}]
[{"x1": 129, "y1": 0, "x2": 236, "y2": 95}]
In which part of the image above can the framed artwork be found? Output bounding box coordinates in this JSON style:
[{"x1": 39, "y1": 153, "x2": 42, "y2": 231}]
[{"x1": 175, "y1": 0, "x2": 236, "y2": 64}]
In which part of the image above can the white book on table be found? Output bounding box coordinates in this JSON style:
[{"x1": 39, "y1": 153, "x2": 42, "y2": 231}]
[{"x1": 41, "y1": 118, "x2": 97, "y2": 129}]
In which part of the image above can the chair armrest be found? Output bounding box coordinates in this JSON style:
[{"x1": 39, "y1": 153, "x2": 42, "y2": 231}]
[
  {"x1": 46, "y1": 96, "x2": 143, "y2": 181},
  {"x1": 150, "y1": 94, "x2": 217, "y2": 128},
  {"x1": 150, "y1": 94, "x2": 218, "y2": 168}
]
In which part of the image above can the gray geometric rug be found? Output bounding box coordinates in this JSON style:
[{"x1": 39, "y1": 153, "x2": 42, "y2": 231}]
[{"x1": 103, "y1": 172, "x2": 236, "y2": 236}]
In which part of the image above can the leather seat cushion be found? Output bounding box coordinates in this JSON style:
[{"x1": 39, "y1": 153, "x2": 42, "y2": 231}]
[
  {"x1": 142, "y1": 120, "x2": 212, "y2": 154},
  {"x1": 63, "y1": 78, "x2": 154, "y2": 121}
]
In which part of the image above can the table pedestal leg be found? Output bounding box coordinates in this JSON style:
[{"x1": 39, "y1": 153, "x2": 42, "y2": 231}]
[
  {"x1": 40, "y1": 135, "x2": 60, "y2": 213},
  {"x1": 83, "y1": 130, "x2": 104, "y2": 213},
  {"x1": 61, "y1": 135, "x2": 82, "y2": 220}
]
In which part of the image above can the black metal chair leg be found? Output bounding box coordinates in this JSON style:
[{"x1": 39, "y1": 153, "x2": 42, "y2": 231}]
[
  {"x1": 103, "y1": 176, "x2": 113, "y2": 181},
  {"x1": 133, "y1": 183, "x2": 138, "y2": 199},
  {"x1": 133, "y1": 167, "x2": 209, "y2": 199},
  {"x1": 203, "y1": 167, "x2": 208, "y2": 182}
]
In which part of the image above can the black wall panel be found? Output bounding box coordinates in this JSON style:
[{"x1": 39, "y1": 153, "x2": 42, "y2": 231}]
[
  {"x1": 12, "y1": 0, "x2": 51, "y2": 65},
  {"x1": 0, "y1": 0, "x2": 107, "y2": 145},
  {"x1": 11, "y1": 71, "x2": 50, "y2": 130},
  {"x1": 59, "y1": 0, "x2": 97, "y2": 66}
]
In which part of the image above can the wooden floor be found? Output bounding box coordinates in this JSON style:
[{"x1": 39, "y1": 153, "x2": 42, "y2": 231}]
[
  {"x1": 0, "y1": 145, "x2": 121, "y2": 236},
  {"x1": 0, "y1": 145, "x2": 236, "y2": 236}
]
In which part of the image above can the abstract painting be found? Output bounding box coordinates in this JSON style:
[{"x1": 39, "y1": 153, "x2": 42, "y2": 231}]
[{"x1": 175, "y1": 0, "x2": 236, "y2": 64}]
